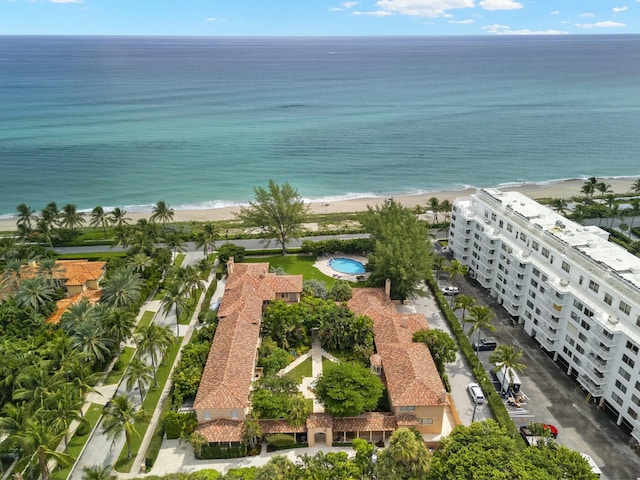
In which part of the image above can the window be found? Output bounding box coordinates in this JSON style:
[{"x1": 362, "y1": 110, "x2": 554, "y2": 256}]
[
  {"x1": 628, "y1": 341, "x2": 640, "y2": 355},
  {"x1": 491, "y1": 213, "x2": 497, "y2": 221},
  {"x1": 576, "y1": 344, "x2": 584, "y2": 355},
  {"x1": 616, "y1": 380, "x2": 628, "y2": 394},
  {"x1": 530, "y1": 279, "x2": 538, "y2": 288},
  {"x1": 533, "y1": 268, "x2": 540, "y2": 277},
  {"x1": 628, "y1": 408, "x2": 638, "y2": 421},
  {"x1": 612, "y1": 392, "x2": 624, "y2": 406},
  {"x1": 633, "y1": 394, "x2": 640, "y2": 407},
  {"x1": 562, "y1": 346, "x2": 573, "y2": 358},
  {"x1": 623, "y1": 354, "x2": 636, "y2": 369},
  {"x1": 400, "y1": 406, "x2": 416, "y2": 412},
  {"x1": 520, "y1": 233, "x2": 527, "y2": 243},
  {"x1": 579, "y1": 276, "x2": 584, "y2": 286},
  {"x1": 604, "y1": 293, "x2": 613, "y2": 306},
  {"x1": 580, "y1": 320, "x2": 591, "y2": 331},
  {"x1": 499, "y1": 220, "x2": 504, "y2": 228},
  {"x1": 418, "y1": 418, "x2": 434, "y2": 425},
  {"x1": 561, "y1": 261, "x2": 570, "y2": 273},
  {"x1": 637, "y1": 315, "x2": 640, "y2": 328},
  {"x1": 619, "y1": 301, "x2": 631, "y2": 316},
  {"x1": 204, "y1": 411, "x2": 211, "y2": 421},
  {"x1": 507, "y1": 223, "x2": 513, "y2": 232},
  {"x1": 619, "y1": 367, "x2": 631, "y2": 381},
  {"x1": 588, "y1": 280, "x2": 599, "y2": 293},
  {"x1": 532, "y1": 241, "x2": 539, "y2": 251},
  {"x1": 231, "y1": 410, "x2": 238, "y2": 420},
  {"x1": 541, "y1": 248, "x2": 550, "y2": 259}
]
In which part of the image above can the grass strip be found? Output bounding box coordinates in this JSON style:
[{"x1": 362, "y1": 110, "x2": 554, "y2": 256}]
[
  {"x1": 285, "y1": 357, "x2": 313, "y2": 383},
  {"x1": 51, "y1": 403, "x2": 104, "y2": 480},
  {"x1": 138, "y1": 310, "x2": 156, "y2": 329},
  {"x1": 144, "y1": 395, "x2": 173, "y2": 469},
  {"x1": 243, "y1": 255, "x2": 345, "y2": 286},
  {"x1": 114, "y1": 340, "x2": 181, "y2": 473},
  {"x1": 103, "y1": 347, "x2": 136, "y2": 385},
  {"x1": 56, "y1": 252, "x2": 126, "y2": 261},
  {"x1": 174, "y1": 254, "x2": 185, "y2": 267}
]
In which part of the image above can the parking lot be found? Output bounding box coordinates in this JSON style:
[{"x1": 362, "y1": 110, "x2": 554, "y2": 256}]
[{"x1": 448, "y1": 269, "x2": 640, "y2": 480}]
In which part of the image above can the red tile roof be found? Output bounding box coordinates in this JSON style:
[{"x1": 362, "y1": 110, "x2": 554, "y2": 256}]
[
  {"x1": 348, "y1": 288, "x2": 446, "y2": 408},
  {"x1": 195, "y1": 418, "x2": 243, "y2": 443},
  {"x1": 333, "y1": 413, "x2": 397, "y2": 432},
  {"x1": 46, "y1": 289, "x2": 102, "y2": 324},
  {"x1": 194, "y1": 262, "x2": 303, "y2": 412}
]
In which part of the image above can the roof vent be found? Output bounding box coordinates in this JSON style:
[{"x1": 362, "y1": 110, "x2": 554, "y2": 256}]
[{"x1": 607, "y1": 316, "x2": 619, "y2": 325}]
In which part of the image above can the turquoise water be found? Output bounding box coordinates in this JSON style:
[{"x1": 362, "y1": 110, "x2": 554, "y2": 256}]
[
  {"x1": 329, "y1": 258, "x2": 366, "y2": 275},
  {"x1": 1, "y1": 35, "x2": 639, "y2": 217}
]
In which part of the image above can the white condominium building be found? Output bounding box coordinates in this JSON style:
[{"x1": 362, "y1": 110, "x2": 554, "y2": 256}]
[{"x1": 448, "y1": 188, "x2": 640, "y2": 439}]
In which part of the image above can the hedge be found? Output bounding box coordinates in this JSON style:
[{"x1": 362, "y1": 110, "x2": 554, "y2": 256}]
[
  {"x1": 300, "y1": 238, "x2": 373, "y2": 256},
  {"x1": 265, "y1": 433, "x2": 295, "y2": 449},
  {"x1": 197, "y1": 444, "x2": 247, "y2": 459},
  {"x1": 425, "y1": 275, "x2": 523, "y2": 446}
]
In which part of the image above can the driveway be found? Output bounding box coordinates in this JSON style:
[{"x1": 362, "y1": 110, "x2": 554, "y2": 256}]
[{"x1": 451, "y1": 265, "x2": 640, "y2": 480}]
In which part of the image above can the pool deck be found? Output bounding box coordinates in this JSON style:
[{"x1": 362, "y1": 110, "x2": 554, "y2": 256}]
[{"x1": 314, "y1": 254, "x2": 370, "y2": 283}]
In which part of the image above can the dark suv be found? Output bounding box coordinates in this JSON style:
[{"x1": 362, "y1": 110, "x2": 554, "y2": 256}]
[{"x1": 472, "y1": 338, "x2": 498, "y2": 351}]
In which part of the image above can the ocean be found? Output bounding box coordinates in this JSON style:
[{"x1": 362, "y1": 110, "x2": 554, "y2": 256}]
[{"x1": 0, "y1": 35, "x2": 639, "y2": 218}]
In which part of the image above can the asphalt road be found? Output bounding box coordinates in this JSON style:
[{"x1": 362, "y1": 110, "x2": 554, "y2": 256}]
[{"x1": 446, "y1": 253, "x2": 640, "y2": 480}]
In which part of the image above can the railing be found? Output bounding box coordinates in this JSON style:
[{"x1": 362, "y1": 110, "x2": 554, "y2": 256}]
[{"x1": 578, "y1": 374, "x2": 605, "y2": 397}]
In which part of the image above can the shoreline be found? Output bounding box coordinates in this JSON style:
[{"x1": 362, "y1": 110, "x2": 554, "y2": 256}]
[{"x1": 0, "y1": 177, "x2": 637, "y2": 232}]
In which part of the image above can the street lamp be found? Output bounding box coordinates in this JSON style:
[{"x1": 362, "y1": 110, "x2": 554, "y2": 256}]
[{"x1": 472, "y1": 401, "x2": 478, "y2": 422}]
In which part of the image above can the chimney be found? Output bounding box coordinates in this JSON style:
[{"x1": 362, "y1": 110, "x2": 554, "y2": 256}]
[
  {"x1": 227, "y1": 257, "x2": 235, "y2": 275},
  {"x1": 385, "y1": 278, "x2": 391, "y2": 298}
]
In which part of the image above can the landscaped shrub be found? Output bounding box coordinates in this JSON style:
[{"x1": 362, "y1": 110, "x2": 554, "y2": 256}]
[
  {"x1": 198, "y1": 444, "x2": 247, "y2": 459},
  {"x1": 187, "y1": 469, "x2": 222, "y2": 480},
  {"x1": 197, "y1": 278, "x2": 218, "y2": 322},
  {"x1": 300, "y1": 238, "x2": 374, "y2": 256},
  {"x1": 266, "y1": 434, "x2": 296, "y2": 449},
  {"x1": 162, "y1": 411, "x2": 186, "y2": 439}
]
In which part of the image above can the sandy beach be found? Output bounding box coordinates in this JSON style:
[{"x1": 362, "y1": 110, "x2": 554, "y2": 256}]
[{"x1": 0, "y1": 178, "x2": 637, "y2": 232}]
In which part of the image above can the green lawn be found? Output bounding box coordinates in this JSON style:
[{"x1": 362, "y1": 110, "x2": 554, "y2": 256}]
[
  {"x1": 174, "y1": 254, "x2": 186, "y2": 267},
  {"x1": 114, "y1": 340, "x2": 182, "y2": 473},
  {"x1": 51, "y1": 403, "x2": 104, "y2": 480},
  {"x1": 244, "y1": 255, "x2": 356, "y2": 287},
  {"x1": 285, "y1": 357, "x2": 313, "y2": 383},
  {"x1": 103, "y1": 347, "x2": 136, "y2": 385},
  {"x1": 56, "y1": 251, "x2": 126, "y2": 261},
  {"x1": 138, "y1": 310, "x2": 156, "y2": 329}
]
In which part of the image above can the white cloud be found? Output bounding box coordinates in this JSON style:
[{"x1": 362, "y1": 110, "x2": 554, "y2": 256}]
[
  {"x1": 612, "y1": 6, "x2": 628, "y2": 12},
  {"x1": 352, "y1": 9, "x2": 394, "y2": 16},
  {"x1": 329, "y1": 7, "x2": 342, "y2": 11},
  {"x1": 550, "y1": 10, "x2": 559, "y2": 15},
  {"x1": 449, "y1": 19, "x2": 474, "y2": 23},
  {"x1": 580, "y1": 12, "x2": 595, "y2": 17},
  {"x1": 343, "y1": 1, "x2": 358, "y2": 7},
  {"x1": 575, "y1": 21, "x2": 626, "y2": 28},
  {"x1": 479, "y1": 0, "x2": 523, "y2": 11},
  {"x1": 374, "y1": 0, "x2": 474, "y2": 18},
  {"x1": 206, "y1": 17, "x2": 217, "y2": 22},
  {"x1": 482, "y1": 23, "x2": 567, "y2": 34},
  {"x1": 595, "y1": 20, "x2": 626, "y2": 27}
]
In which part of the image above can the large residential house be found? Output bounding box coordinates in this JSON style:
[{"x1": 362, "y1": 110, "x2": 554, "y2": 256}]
[
  {"x1": 193, "y1": 258, "x2": 455, "y2": 449},
  {"x1": 20, "y1": 259, "x2": 106, "y2": 324},
  {"x1": 449, "y1": 188, "x2": 640, "y2": 439}
]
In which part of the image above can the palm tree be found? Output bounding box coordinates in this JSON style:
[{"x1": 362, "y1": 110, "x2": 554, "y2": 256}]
[
  {"x1": 38, "y1": 257, "x2": 61, "y2": 287},
  {"x1": 15, "y1": 203, "x2": 37, "y2": 232},
  {"x1": 631, "y1": 179, "x2": 640, "y2": 197},
  {"x1": 161, "y1": 280, "x2": 190, "y2": 338},
  {"x1": 466, "y1": 305, "x2": 496, "y2": 357},
  {"x1": 596, "y1": 182, "x2": 612, "y2": 198},
  {"x1": 82, "y1": 465, "x2": 117, "y2": 480},
  {"x1": 196, "y1": 222, "x2": 218, "y2": 257},
  {"x1": 286, "y1": 395, "x2": 309, "y2": 428},
  {"x1": 550, "y1": 198, "x2": 568, "y2": 216},
  {"x1": 4, "y1": 258, "x2": 24, "y2": 289},
  {"x1": 59, "y1": 203, "x2": 86, "y2": 231},
  {"x1": 125, "y1": 357, "x2": 154, "y2": 403},
  {"x1": 581, "y1": 177, "x2": 598, "y2": 198},
  {"x1": 15, "y1": 276, "x2": 54, "y2": 312},
  {"x1": 134, "y1": 324, "x2": 173, "y2": 387},
  {"x1": 444, "y1": 259, "x2": 468, "y2": 306},
  {"x1": 183, "y1": 265, "x2": 205, "y2": 295},
  {"x1": 432, "y1": 255, "x2": 445, "y2": 281},
  {"x1": 13, "y1": 363, "x2": 63, "y2": 411},
  {"x1": 101, "y1": 267, "x2": 143, "y2": 309},
  {"x1": 241, "y1": 413, "x2": 263, "y2": 452},
  {"x1": 128, "y1": 253, "x2": 153, "y2": 276},
  {"x1": 454, "y1": 294, "x2": 475, "y2": 326},
  {"x1": 111, "y1": 225, "x2": 132, "y2": 250},
  {"x1": 43, "y1": 386, "x2": 86, "y2": 448},
  {"x1": 40, "y1": 202, "x2": 60, "y2": 230},
  {"x1": 11, "y1": 419, "x2": 74, "y2": 480},
  {"x1": 70, "y1": 320, "x2": 114, "y2": 366},
  {"x1": 164, "y1": 230, "x2": 186, "y2": 260},
  {"x1": 109, "y1": 207, "x2": 131, "y2": 228},
  {"x1": 440, "y1": 199, "x2": 452, "y2": 223},
  {"x1": 90, "y1": 206, "x2": 111, "y2": 238},
  {"x1": 627, "y1": 199, "x2": 640, "y2": 240},
  {"x1": 490, "y1": 344, "x2": 527, "y2": 394},
  {"x1": 150, "y1": 200, "x2": 174, "y2": 227},
  {"x1": 35, "y1": 218, "x2": 56, "y2": 247},
  {"x1": 428, "y1": 197, "x2": 440, "y2": 223},
  {"x1": 102, "y1": 309, "x2": 136, "y2": 347},
  {"x1": 101, "y1": 394, "x2": 148, "y2": 460}
]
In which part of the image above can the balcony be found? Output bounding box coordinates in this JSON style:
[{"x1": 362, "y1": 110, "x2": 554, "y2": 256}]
[
  {"x1": 578, "y1": 374, "x2": 605, "y2": 397},
  {"x1": 537, "y1": 335, "x2": 556, "y2": 352},
  {"x1": 586, "y1": 352, "x2": 611, "y2": 371},
  {"x1": 588, "y1": 338, "x2": 615, "y2": 359}
]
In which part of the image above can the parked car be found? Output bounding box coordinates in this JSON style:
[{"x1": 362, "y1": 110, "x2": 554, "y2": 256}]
[
  {"x1": 467, "y1": 382, "x2": 485, "y2": 405},
  {"x1": 472, "y1": 338, "x2": 498, "y2": 351},
  {"x1": 539, "y1": 423, "x2": 559, "y2": 438},
  {"x1": 440, "y1": 286, "x2": 460, "y2": 295}
]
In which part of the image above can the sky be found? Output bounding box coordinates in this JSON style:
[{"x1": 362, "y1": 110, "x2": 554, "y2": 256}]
[{"x1": 1, "y1": 0, "x2": 639, "y2": 36}]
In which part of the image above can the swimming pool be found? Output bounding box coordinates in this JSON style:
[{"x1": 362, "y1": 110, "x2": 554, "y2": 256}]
[{"x1": 329, "y1": 257, "x2": 366, "y2": 275}]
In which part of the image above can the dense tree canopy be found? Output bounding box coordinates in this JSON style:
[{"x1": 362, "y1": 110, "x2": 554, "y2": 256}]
[
  {"x1": 360, "y1": 199, "x2": 432, "y2": 301},
  {"x1": 313, "y1": 362, "x2": 383, "y2": 417},
  {"x1": 235, "y1": 180, "x2": 310, "y2": 255}
]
